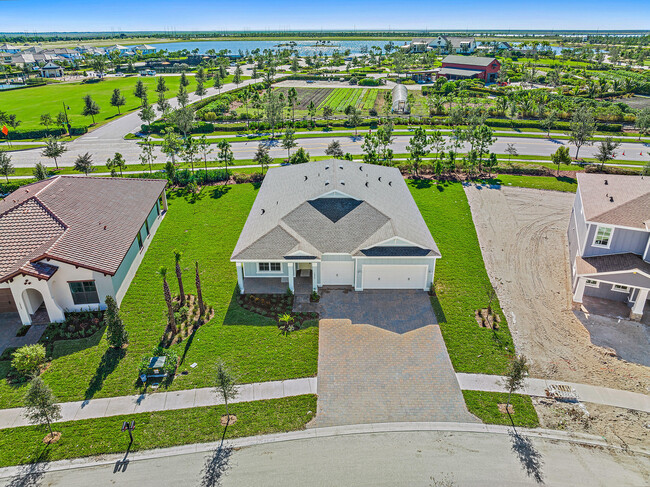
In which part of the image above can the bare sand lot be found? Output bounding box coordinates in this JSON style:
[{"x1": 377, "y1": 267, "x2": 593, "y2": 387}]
[{"x1": 464, "y1": 184, "x2": 649, "y2": 395}]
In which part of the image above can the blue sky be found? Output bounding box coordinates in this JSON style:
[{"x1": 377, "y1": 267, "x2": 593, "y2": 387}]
[{"x1": 2, "y1": 0, "x2": 649, "y2": 32}]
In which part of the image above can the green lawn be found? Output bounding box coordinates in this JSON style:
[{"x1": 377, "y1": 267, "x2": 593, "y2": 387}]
[
  {"x1": 0, "y1": 184, "x2": 318, "y2": 408},
  {"x1": 0, "y1": 76, "x2": 198, "y2": 131},
  {"x1": 0, "y1": 395, "x2": 316, "y2": 468},
  {"x1": 487, "y1": 175, "x2": 578, "y2": 192},
  {"x1": 408, "y1": 180, "x2": 515, "y2": 374},
  {"x1": 463, "y1": 391, "x2": 539, "y2": 428}
]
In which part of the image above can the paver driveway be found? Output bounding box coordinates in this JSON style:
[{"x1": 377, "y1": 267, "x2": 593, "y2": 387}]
[{"x1": 312, "y1": 290, "x2": 477, "y2": 427}]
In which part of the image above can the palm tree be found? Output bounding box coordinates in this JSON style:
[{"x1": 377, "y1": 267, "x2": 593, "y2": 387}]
[
  {"x1": 195, "y1": 261, "x2": 205, "y2": 317},
  {"x1": 173, "y1": 249, "x2": 185, "y2": 306},
  {"x1": 157, "y1": 266, "x2": 177, "y2": 334}
]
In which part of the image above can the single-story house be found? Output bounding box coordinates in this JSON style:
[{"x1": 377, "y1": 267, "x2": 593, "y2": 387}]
[
  {"x1": 231, "y1": 161, "x2": 440, "y2": 294},
  {"x1": 0, "y1": 176, "x2": 167, "y2": 325},
  {"x1": 132, "y1": 44, "x2": 156, "y2": 55},
  {"x1": 40, "y1": 62, "x2": 64, "y2": 78},
  {"x1": 568, "y1": 173, "x2": 650, "y2": 320}
]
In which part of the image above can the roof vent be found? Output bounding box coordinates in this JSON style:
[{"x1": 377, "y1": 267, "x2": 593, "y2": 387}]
[
  {"x1": 340, "y1": 180, "x2": 345, "y2": 185},
  {"x1": 365, "y1": 181, "x2": 369, "y2": 188},
  {"x1": 304, "y1": 175, "x2": 308, "y2": 181},
  {"x1": 378, "y1": 177, "x2": 382, "y2": 182},
  {"x1": 609, "y1": 196, "x2": 614, "y2": 203},
  {"x1": 325, "y1": 180, "x2": 330, "y2": 186},
  {"x1": 339, "y1": 165, "x2": 343, "y2": 170},
  {"x1": 359, "y1": 166, "x2": 363, "y2": 171},
  {"x1": 261, "y1": 209, "x2": 265, "y2": 215},
  {"x1": 388, "y1": 181, "x2": 392, "y2": 186},
  {"x1": 604, "y1": 179, "x2": 608, "y2": 185},
  {"x1": 325, "y1": 165, "x2": 329, "y2": 170},
  {"x1": 103, "y1": 225, "x2": 107, "y2": 230}
]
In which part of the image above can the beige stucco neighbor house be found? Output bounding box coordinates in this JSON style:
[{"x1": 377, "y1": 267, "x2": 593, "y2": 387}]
[
  {"x1": 568, "y1": 173, "x2": 650, "y2": 320},
  {"x1": 231, "y1": 160, "x2": 440, "y2": 294},
  {"x1": 0, "y1": 176, "x2": 167, "y2": 325}
]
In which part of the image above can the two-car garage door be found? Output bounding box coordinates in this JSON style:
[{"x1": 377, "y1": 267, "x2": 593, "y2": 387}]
[{"x1": 362, "y1": 265, "x2": 428, "y2": 290}]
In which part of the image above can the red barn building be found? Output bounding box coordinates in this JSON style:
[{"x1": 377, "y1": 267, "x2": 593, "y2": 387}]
[{"x1": 437, "y1": 55, "x2": 501, "y2": 83}]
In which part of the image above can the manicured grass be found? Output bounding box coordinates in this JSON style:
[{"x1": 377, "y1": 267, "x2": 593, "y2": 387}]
[
  {"x1": 409, "y1": 181, "x2": 515, "y2": 374},
  {"x1": 488, "y1": 174, "x2": 578, "y2": 192},
  {"x1": 463, "y1": 391, "x2": 540, "y2": 428},
  {"x1": 0, "y1": 395, "x2": 316, "y2": 468},
  {"x1": 0, "y1": 76, "x2": 198, "y2": 131},
  {"x1": 0, "y1": 183, "x2": 318, "y2": 408}
]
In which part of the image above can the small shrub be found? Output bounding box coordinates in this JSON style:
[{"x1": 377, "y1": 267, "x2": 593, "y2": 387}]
[{"x1": 11, "y1": 344, "x2": 46, "y2": 376}]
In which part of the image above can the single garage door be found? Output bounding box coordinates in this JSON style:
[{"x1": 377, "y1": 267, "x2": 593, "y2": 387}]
[
  {"x1": 362, "y1": 265, "x2": 428, "y2": 290},
  {"x1": 0, "y1": 288, "x2": 17, "y2": 313},
  {"x1": 321, "y1": 261, "x2": 355, "y2": 286}
]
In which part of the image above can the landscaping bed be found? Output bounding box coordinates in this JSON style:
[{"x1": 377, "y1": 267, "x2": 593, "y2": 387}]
[{"x1": 237, "y1": 293, "x2": 319, "y2": 328}]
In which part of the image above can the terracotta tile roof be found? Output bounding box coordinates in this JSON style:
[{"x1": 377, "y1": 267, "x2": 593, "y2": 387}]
[
  {"x1": 0, "y1": 176, "x2": 166, "y2": 282},
  {"x1": 577, "y1": 173, "x2": 650, "y2": 230},
  {"x1": 576, "y1": 253, "x2": 650, "y2": 276}
]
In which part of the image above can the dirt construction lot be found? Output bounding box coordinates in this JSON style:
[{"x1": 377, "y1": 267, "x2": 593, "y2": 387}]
[{"x1": 464, "y1": 184, "x2": 649, "y2": 395}]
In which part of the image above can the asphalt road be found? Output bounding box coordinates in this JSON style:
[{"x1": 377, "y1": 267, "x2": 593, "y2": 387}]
[
  {"x1": 7, "y1": 133, "x2": 650, "y2": 169},
  {"x1": 3, "y1": 430, "x2": 647, "y2": 486}
]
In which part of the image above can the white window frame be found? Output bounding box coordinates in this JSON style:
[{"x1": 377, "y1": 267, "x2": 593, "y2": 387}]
[
  {"x1": 612, "y1": 284, "x2": 629, "y2": 293},
  {"x1": 585, "y1": 279, "x2": 599, "y2": 288},
  {"x1": 258, "y1": 262, "x2": 282, "y2": 273},
  {"x1": 592, "y1": 226, "x2": 614, "y2": 249}
]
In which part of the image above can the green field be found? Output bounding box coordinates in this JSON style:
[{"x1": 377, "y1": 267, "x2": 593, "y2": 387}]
[
  {"x1": 318, "y1": 88, "x2": 383, "y2": 112},
  {"x1": 0, "y1": 76, "x2": 198, "y2": 131}
]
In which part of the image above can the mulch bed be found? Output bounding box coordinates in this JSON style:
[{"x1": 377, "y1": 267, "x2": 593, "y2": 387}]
[
  {"x1": 475, "y1": 308, "x2": 501, "y2": 330},
  {"x1": 237, "y1": 294, "x2": 318, "y2": 327}
]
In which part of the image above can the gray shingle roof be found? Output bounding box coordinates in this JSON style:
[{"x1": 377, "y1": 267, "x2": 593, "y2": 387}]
[
  {"x1": 231, "y1": 160, "x2": 440, "y2": 260},
  {"x1": 577, "y1": 173, "x2": 650, "y2": 230},
  {"x1": 442, "y1": 55, "x2": 497, "y2": 67},
  {"x1": 577, "y1": 253, "x2": 650, "y2": 276}
]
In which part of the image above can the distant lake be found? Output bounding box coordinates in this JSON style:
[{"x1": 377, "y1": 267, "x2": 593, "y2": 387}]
[
  {"x1": 0, "y1": 84, "x2": 23, "y2": 90},
  {"x1": 127, "y1": 40, "x2": 405, "y2": 56}
]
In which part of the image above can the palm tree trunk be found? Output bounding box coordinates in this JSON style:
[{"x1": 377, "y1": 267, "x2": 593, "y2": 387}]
[
  {"x1": 176, "y1": 263, "x2": 185, "y2": 305},
  {"x1": 195, "y1": 261, "x2": 205, "y2": 316},
  {"x1": 163, "y1": 278, "x2": 177, "y2": 334}
]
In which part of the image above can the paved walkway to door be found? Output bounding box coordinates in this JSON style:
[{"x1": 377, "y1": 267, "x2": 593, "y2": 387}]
[
  {"x1": 311, "y1": 290, "x2": 478, "y2": 427},
  {"x1": 0, "y1": 313, "x2": 46, "y2": 356}
]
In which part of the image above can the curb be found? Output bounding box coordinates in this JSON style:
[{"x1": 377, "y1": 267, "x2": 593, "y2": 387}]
[{"x1": 0, "y1": 421, "x2": 647, "y2": 479}]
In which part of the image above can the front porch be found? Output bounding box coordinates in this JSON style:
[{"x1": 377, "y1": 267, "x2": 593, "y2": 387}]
[
  {"x1": 573, "y1": 276, "x2": 649, "y2": 322},
  {"x1": 242, "y1": 275, "x2": 313, "y2": 296}
]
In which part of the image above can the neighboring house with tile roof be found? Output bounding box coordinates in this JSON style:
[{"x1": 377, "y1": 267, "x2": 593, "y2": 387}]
[
  {"x1": 568, "y1": 173, "x2": 650, "y2": 320},
  {"x1": 0, "y1": 176, "x2": 167, "y2": 325},
  {"x1": 231, "y1": 160, "x2": 440, "y2": 294}
]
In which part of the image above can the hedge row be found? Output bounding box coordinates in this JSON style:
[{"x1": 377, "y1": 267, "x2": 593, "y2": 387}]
[{"x1": 4, "y1": 126, "x2": 88, "y2": 140}]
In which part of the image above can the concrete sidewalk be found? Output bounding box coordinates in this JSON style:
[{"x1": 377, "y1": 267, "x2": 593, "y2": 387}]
[
  {"x1": 0, "y1": 377, "x2": 316, "y2": 429},
  {"x1": 457, "y1": 373, "x2": 650, "y2": 413},
  {"x1": 0, "y1": 373, "x2": 647, "y2": 430}
]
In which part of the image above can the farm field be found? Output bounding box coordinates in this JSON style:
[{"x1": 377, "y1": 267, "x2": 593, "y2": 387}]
[{"x1": 274, "y1": 87, "x2": 388, "y2": 115}]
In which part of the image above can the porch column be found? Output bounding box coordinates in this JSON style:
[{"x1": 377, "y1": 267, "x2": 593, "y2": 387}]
[
  {"x1": 630, "y1": 288, "x2": 649, "y2": 321},
  {"x1": 9, "y1": 286, "x2": 31, "y2": 326},
  {"x1": 287, "y1": 263, "x2": 295, "y2": 294},
  {"x1": 161, "y1": 191, "x2": 168, "y2": 212},
  {"x1": 236, "y1": 263, "x2": 245, "y2": 294},
  {"x1": 572, "y1": 277, "x2": 587, "y2": 307},
  {"x1": 311, "y1": 262, "x2": 319, "y2": 293}
]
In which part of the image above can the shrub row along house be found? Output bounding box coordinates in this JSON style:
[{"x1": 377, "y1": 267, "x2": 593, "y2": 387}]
[
  {"x1": 0, "y1": 176, "x2": 167, "y2": 325},
  {"x1": 568, "y1": 173, "x2": 650, "y2": 320},
  {"x1": 231, "y1": 161, "x2": 440, "y2": 294}
]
